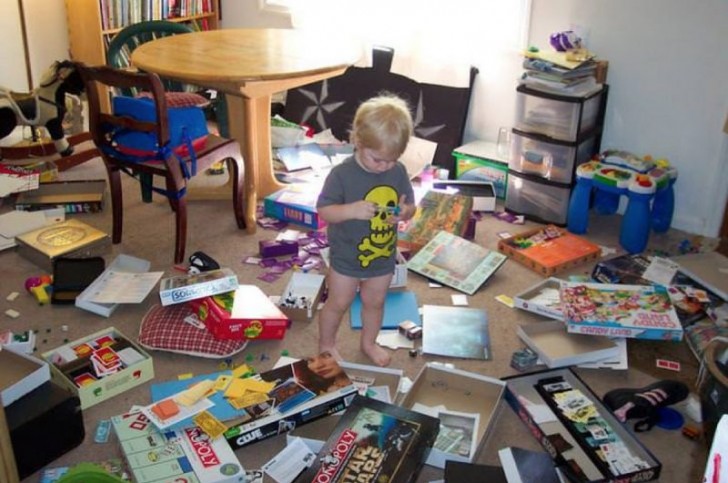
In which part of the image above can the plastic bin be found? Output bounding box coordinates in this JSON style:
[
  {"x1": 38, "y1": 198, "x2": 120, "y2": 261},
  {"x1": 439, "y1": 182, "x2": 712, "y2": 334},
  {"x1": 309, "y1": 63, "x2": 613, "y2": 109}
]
[
  {"x1": 509, "y1": 130, "x2": 596, "y2": 184},
  {"x1": 453, "y1": 141, "x2": 509, "y2": 199},
  {"x1": 515, "y1": 85, "x2": 604, "y2": 142},
  {"x1": 504, "y1": 170, "x2": 571, "y2": 225}
]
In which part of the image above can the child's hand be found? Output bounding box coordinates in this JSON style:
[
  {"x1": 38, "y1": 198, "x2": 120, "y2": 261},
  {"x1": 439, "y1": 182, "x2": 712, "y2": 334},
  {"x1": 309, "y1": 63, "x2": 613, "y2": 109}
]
[
  {"x1": 392, "y1": 194, "x2": 416, "y2": 223},
  {"x1": 349, "y1": 200, "x2": 378, "y2": 220}
]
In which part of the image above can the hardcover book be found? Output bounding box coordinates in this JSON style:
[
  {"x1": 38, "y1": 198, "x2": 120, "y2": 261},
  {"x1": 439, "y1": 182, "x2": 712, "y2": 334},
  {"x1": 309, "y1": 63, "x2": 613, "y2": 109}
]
[
  {"x1": 422, "y1": 305, "x2": 491, "y2": 360},
  {"x1": 560, "y1": 282, "x2": 683, "y2": 341},
  {"x1": 407, "y1": 230, "x2": 507, "y2": 295},
  {"x1": 398, "y1": 190, "x2": 473, "y2": 255},
  {"x1": 158, "y1": 268, "x2": 239, "y2": 306},
  {"x1": 296, "y1": 395, "x2": 440, "y2": 483}
]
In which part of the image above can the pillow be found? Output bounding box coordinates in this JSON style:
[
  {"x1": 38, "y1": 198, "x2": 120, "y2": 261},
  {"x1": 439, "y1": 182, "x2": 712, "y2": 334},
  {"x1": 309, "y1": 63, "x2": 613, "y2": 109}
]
[{"x1": 138, "y1": 303, "x2": 247, "y2": 359}]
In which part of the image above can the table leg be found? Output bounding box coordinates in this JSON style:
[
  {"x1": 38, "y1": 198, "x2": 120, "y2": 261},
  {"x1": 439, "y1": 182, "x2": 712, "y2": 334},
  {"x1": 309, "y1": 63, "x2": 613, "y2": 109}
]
[{"x1": 248, "y1": 95, "x2": 285, "y2": 199}]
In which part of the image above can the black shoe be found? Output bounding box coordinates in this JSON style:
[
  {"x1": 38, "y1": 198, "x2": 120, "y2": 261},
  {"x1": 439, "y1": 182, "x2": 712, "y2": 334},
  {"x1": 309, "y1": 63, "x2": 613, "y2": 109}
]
[{"x1": 603, "y1": 380, "x2": 689, "y2": 432}]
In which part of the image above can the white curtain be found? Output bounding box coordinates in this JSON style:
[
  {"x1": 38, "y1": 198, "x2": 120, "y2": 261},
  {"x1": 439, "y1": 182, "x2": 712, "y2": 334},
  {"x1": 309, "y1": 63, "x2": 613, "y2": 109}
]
[{"x1": 287, "y1": 0, "x2": 532, "y2": 141}]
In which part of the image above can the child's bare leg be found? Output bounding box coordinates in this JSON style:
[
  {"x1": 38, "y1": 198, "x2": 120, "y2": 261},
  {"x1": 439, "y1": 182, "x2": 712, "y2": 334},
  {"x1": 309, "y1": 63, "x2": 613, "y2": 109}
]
[
  {"x1": 318, "y1": 269, "x2": 358, "y2": 359},
  {"x1": 359, "y1": 273, "x2": 394, "y2": 366}
]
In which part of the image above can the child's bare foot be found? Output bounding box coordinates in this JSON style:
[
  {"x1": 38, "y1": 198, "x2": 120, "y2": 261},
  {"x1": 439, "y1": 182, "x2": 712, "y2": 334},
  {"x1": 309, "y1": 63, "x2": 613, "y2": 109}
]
[
  {"x1": 362, "y1": 344, "x2": 391, "y2": 367},
  {"x1": 318, "y1": 346, "x2": 343, "y2": 361}
]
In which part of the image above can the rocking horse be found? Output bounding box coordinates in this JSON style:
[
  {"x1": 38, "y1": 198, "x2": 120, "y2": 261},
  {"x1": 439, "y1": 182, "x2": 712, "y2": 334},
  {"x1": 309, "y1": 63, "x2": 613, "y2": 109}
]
[{"x1": 0, "y1": 60, "x2": 86, "y2": 160}]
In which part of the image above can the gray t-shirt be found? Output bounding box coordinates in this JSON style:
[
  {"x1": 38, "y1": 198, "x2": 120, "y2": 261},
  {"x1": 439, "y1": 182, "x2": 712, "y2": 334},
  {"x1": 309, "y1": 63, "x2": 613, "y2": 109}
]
[{"x1": 317, "y1": 156, "x2": 414, "y2": 278}]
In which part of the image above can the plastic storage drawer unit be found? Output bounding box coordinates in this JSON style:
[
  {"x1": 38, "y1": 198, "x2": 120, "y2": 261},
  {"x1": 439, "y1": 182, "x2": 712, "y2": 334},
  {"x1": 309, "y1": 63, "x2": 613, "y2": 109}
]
[
  {"x1": 505, "y1": 170, "x2": 572, "y2": 225},
  {"x1": 453, "y1": 141, "x2": 509, "y2": 199},
  {"x1": 515, "y1": 85, "x2": 605, "y2": 142},
  {"x1": 509, "y1": 130, "x2": 597, "y2": 184}
]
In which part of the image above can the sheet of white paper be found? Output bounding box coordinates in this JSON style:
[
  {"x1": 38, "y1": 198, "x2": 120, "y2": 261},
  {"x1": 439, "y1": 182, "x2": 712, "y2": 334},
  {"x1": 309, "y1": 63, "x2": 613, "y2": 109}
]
[
  {"x1": 517, "y1": 395, "x2": 559, "y2": 424},
  {"x1": 366, "y1": 385, "x2": 392, "y2": 404},
  {"x1": 0, "y1": 234, "x2": 15, "y2": 251},
  {"x1": 376, "y1": 330, "x2": 414, "y2": 350},
  {"x1": 578, "y1": 338, "x2": 628, "y2": 370},
  {"x1": 262, "y1": 437, "x2": 316, "y2": 483},
  {"x1": 643, "y1": 257, "x2": 679, "y2": 286},
  {"x1": 86, "y1": 271, "x2": 164, "y2": 304},
  {"x1": 401, "y1": 136, "x2": 437, "y2": 179},
  {"x1": 451, "y1": 294, "x2": 469, "y2": 306},
  {"x1": 0, "y1": 207, "x2": 64, "y2": 238},
  {"x1": 411, "y1": 402, "x2": 448, "y2": 418}
]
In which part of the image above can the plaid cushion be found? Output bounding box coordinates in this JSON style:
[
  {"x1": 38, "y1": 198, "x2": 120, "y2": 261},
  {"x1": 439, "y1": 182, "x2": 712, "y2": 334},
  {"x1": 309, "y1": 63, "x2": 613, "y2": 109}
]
[{"x1": 138, "y1": 304, "x2": 247, "y2": 359}]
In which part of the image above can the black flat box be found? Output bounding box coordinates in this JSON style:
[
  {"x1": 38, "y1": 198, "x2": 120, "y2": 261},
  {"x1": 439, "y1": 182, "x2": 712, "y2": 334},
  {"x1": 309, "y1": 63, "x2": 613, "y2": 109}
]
[
  {"x1": 502, "y1": 368, "x2": 660, "y2": 482},
  {"x1": 296, "y1": 395, "x2": 440, "y2": 483},
  {"x1": 6, "y1": 381, "x2": 85, "y2": 479}
]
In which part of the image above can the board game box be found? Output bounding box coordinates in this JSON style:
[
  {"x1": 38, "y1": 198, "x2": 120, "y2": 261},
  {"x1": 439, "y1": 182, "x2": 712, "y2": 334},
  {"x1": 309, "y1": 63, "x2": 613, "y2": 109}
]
[
  {"x1": 189, "y1": 284, "x2": 290, "y2": 340},
  {"x1": 398, "y1": 190, "x2": 473, "y2": 255},
  {"x1": 296, "y1": 395, "x2": 440, "y2": 483},
  {"x1": 560, "y1": 282, "x2": 683, "y2": 341},
  {"x1": 264, "y1": 184, "x2": 327, "y2": 230},
  {"x1": 503, "y1": 368, "x2": 661, "y2": 482},
  {"x1": 497, "y1": 225, "x2": 601, "y2": 276},
  {"x1": 514, "y1": 277, "x2": 564, "y2": 320},
  {"x1": 406, "y1": 230, "x2": 507, "y2": 295},
  {"x1": 159, "y1": 268, "x2": 239, "y2": 306}
]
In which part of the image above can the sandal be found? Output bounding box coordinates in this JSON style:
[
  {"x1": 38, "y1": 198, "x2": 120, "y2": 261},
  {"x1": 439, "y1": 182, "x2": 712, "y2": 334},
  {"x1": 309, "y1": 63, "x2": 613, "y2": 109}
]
[{"x1": 603, "y1": 380, "x2": 689, "y2": 432}]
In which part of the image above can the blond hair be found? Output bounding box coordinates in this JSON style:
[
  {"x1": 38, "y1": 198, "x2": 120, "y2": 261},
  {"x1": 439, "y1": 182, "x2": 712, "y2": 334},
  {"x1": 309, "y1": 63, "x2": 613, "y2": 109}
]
[{"x1": 350, "y1": 94, "x2": 413, "y2": 158}]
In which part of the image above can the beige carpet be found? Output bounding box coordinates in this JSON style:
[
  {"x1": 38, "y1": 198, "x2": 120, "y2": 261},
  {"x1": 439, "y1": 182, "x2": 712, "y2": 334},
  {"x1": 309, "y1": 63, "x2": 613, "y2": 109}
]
[{"x1": 0, "y1": 153, "x2": 713, "y2": 482}]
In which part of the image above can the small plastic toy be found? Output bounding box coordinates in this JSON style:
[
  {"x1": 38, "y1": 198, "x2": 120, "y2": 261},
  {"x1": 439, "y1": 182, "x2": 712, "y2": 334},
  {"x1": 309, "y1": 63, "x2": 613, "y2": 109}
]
[{"x1": 25, "y1": 274, "x2": 53, "y2": 305}]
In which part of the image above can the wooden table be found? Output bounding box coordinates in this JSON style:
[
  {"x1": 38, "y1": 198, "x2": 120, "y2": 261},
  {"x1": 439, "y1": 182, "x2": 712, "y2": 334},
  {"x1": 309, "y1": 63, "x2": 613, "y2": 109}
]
[{"x1": 132, "y1": 29, "x2": 361, "y2": 232}]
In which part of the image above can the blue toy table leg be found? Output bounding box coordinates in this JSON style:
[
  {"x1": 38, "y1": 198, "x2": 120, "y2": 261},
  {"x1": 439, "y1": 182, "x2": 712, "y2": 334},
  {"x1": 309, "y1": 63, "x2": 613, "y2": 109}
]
[
  {"x1": 651, "y1": 178, "x2": 675, "y2": 233},
  {"x1": 568, "y1": 177, "x2": 592, "y2": 234},
  {"x1": 620, "y1": 191, "x2": 653, "y2": 253},
  {"x1": 593, "y1": 189, "x2": 620, "y2": 215}
]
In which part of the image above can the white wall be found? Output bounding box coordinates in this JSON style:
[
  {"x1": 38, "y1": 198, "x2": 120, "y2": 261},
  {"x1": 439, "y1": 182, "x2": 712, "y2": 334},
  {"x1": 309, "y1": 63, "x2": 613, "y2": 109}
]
[
  {"x1": 220, "y1": 0, "x2": 293, "y2": 28},
  {"x1": 0, "y1": 0, "x2": 31, "y2": 91},
  {"x1": 530, "y1": 0, "x2": 728, "y2": 237}
]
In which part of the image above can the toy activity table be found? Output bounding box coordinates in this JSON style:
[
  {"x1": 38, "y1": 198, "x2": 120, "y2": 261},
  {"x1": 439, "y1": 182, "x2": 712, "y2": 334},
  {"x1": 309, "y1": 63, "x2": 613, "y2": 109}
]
[{"x1": 567, "y1": 152, "x2": 677, "y2": 253}]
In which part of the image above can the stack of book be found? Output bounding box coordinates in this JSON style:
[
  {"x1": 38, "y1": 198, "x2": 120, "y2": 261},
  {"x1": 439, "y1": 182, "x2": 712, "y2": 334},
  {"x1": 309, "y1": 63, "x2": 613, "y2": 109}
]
[{"x1": 519, "y1": 50, "x2": 602, "y2": 97}]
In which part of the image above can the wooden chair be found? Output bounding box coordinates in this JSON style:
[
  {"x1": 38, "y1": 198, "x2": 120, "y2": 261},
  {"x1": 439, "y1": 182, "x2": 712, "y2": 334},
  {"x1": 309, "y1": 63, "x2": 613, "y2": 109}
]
[{"x1": 75, "y1": 62, "x2": 246, "y2": 264}]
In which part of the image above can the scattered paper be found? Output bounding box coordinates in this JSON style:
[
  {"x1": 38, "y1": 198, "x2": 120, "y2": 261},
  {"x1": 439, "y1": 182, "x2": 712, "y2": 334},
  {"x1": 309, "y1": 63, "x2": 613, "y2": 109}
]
[
  {"x1": 365, "y1": 385, "x2": 392, "y2": 404},
  {"x1": 86, "y1": 271, "x2": 164, "y2": 304},
  {"x1": 495, "y1": 294, "x2": 515, "y2": 308},
  {"x1": 451, "y1": 294, "x2": 469, "y2": 306},
  {"x1": 376, "y1": 330, "x2": 414, "y2": 350},
  {"x1": 643, "y1": 257, "x2": 679, "y2": 286},
  {"x1": 262, "y1": 437, "x2": 316, "y2": 483},
  {"x1": 140, "y1": 394, "x2": 213, "y2": 430}
]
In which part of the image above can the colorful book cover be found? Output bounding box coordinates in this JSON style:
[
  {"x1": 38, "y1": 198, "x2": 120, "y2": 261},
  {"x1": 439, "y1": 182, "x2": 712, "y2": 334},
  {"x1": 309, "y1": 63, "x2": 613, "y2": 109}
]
[
  {"x1": 422, "y1": 305, "x2": 491, "y2": 360},
  {"x1": 406, "y1": 230, "x2": 507, "y2": 295},
  {"x1": 297, "y1": 395, "x2": 440, "y2": 483},
  {"x1": 398, "y1": 190, "x2": 473, "y2": 255},
  {"x1": 263, "y1": 183, "x2": 327, "y2": 230},
  {"x1": 561, "y1": 282, "x2": 683, "y2": 341}
]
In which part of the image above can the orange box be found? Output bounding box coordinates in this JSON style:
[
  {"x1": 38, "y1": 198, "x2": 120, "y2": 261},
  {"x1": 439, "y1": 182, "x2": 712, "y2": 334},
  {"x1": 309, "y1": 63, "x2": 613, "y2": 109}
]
[
  {"x1": 497, "y1": 225, "x2": 601, "y2": 276},
  {"x1": 151, "y1": 399, "x2": 180, "y2": 421}
]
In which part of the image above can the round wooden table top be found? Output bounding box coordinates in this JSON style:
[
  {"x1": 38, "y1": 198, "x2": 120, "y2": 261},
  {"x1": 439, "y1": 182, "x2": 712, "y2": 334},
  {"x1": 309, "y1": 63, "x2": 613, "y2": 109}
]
[{"x1": 131, "y1": 28, "x2": 362, "y2": 84}]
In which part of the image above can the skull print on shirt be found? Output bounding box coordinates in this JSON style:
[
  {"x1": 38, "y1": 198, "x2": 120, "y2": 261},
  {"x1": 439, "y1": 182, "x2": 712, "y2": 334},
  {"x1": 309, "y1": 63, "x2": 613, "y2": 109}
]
[{"x1": 357, "y1": 185, "x2": 398, "y2": 268}]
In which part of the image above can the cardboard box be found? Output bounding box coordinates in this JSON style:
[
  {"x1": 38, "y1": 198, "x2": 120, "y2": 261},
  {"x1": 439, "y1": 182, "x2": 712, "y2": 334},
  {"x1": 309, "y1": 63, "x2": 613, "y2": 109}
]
[
  {"x1": 397, "y1": 363, "x2": 506, "y2": 469},
  {"x1": 75, "y1": 254, "x2": 153, "y2": 317},
  {"x1": 0, "y1": 345, "x2": 51, "y2": 407},
  {"x1": 111, "y1": 410, "x2": 245, "y2": 483},
  {"x1": 15, "y1": 218, "x2": 111, "y2": 271},
  {"x1": 503, "y1": 368, "x2": 661, "y2": 482},
  {"x1": 14, "y1": 179, "x2": 106, "y2": 213},
  {"x1": 224, "y1": 357, "x2": 358, "y2": 450},
  {"x1": 514, "y1": 277, "x2": 564, "y2": 320},
  {"x1": 159, "y1": 267, "x2": 239, "y2": 306},
  {"x1": 516, "y1": 320, "x2": 622, "y2": 368},
  {"x1": 497, "y1": 225, "x2": 601, "y2": 277},
  {"x1": 264, "y1": 184, "x2": 326, "y2": 230},
  {"x1": 453, "y1": 141, "x2": 509, "y2": 199},
  {"x1": 278, "y1": 272, "x2": 326, "y2": 322},
  {"x1": 41, "y1": 327, "x2": 154, "y2": 409},
  {"x1": 287, "y1": 361, "x2": 405, "y2": 452},
  {"x1": 189, "y1": 284, "x2": 290, "y2": 340},
  {"x1": 296, "y1": 395, "x2": 440, "y2": 483}
]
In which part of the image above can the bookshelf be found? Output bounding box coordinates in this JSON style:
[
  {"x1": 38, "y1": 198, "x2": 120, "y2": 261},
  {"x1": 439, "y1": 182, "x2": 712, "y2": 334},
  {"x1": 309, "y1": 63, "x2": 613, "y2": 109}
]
[{"x1": 64, "y1": 0, "x2": 219, "y2": 109}]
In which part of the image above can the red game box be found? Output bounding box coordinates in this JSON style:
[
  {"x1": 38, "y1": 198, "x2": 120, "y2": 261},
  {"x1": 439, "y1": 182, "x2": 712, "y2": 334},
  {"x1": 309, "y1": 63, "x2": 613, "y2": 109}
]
[{"x1": 189, "y1": 285, "x2": 290, "y2": 341}]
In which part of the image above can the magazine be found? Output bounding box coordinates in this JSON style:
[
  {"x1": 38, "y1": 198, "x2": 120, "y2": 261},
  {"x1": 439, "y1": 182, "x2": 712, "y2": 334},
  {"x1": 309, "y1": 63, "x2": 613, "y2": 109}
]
[
  {"x1": 560, "y1": 282, "x2": 683, "y2": 341},
  {"x1": 407, "y1": 230, "x2": 507, "y2": 295}
]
